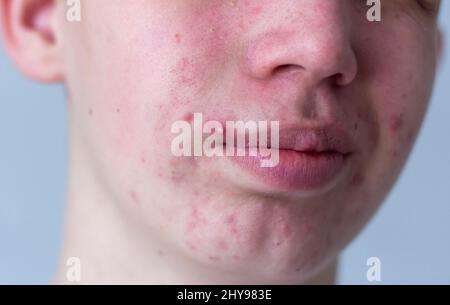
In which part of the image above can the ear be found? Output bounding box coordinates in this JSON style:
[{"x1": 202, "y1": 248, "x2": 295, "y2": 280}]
[{"x1": 0, "y1": 0, "x2": 64, "y2": 83}]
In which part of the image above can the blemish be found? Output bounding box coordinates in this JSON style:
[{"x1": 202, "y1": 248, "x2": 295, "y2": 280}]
[
  {"x1": 208, "y1": 255, "x2": 221, "y2": 262},
  {"x1": 88, "y1": 107, "x2": 94, "y2": 117},
  {"x1": 175, "y1": 32, "x2": 182, "y2": 44},
  {"x1": 217, "y1": 240, "x2": 229, "y2": 251},
  {"x1": 183, "y1": 112, "x2": 194, "y2": 123},
  {"x1": 116, "y1": 108, "x2": 121, "y2": 114},
  {"x1": 225, "y1": 213, "x2": 240, "y2": 236},
  {"x1": 129, "y1": 191, "x2": 140, "y2": 205},
  {"x1": 389, "y1": 115, "x2": 404, "y2": 133}
]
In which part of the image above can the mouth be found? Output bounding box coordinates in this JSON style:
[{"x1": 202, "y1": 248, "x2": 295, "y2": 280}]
[{"x1": 226, "y1": 125, "x2": 355, "y2": 193}]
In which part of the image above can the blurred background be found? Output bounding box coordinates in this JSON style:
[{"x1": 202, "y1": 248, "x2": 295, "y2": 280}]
[{"x1": 1, "y1": 4, "x2": 449, "y2": 284}]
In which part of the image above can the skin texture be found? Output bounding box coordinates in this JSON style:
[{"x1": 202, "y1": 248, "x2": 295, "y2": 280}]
[{"x1": 0, "y1": 0, "x2": 442, "y2": 284}]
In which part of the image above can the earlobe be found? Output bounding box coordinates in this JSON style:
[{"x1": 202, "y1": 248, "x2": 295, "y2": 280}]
[{"x1": 0, "y1": 0, "x2": 64, "y2": 83}]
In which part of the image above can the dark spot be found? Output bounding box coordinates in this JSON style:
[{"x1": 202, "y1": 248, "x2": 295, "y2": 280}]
[{"x1": 88, "y1": 107, "x2": 94, "y2": 117}]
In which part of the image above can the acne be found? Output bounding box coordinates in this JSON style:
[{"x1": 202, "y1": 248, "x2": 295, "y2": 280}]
[
  {"x1": 183, "y1": 112, "x2": 194, "y2": 123},
  {"x1": 175, "y1": 32, "x2": 182, "y2": 45},
  {"x1": 186, "y1": 205, "x2": 209, "y2": 234},
  {"x1": 225, "y1": 213, "x2": 240, "y2": 237},
  {"x1": 216, "y1": 240, "x2": 229, "y2": 251},
  {"x1": 129, "y1": 190, "x2": 140, "y2": 206},
  {"x1": 389, "y1": 114, "x2": 404, "y2": 134}
]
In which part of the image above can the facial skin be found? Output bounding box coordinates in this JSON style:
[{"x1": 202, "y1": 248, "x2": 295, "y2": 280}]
[{"x1": 0, "y1": 0, "x2": 441, "y2": 284}]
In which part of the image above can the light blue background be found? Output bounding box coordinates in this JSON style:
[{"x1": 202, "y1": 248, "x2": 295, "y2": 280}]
[{"x1": 1, "y1": 4, "x2": 449, "y2": 285}]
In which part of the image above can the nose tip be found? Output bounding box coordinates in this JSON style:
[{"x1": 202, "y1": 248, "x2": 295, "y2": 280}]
[{"x1": 244, "y1": 27, "x2": 358, "y2": 87}]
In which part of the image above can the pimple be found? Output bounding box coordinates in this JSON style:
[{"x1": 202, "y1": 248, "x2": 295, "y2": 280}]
[
  {"x1": 183, "y1": 112, "x2": 194, "y2": 123},
  {"x1": 88, "y1": 107, "x2": 94, "y2": 117},
  {"x1": 225, "y1": 213, "x2": 240, "y2": 236},
  {"x1": 175, "y1": 32, "x2": 182, "y2": 44},
  {"x1": 389, "y1": 115, "x2": 404, "y2": 133},
  {"x1": 216, "y1": 240, "x2": 229, "y2": 251},
  {"x1": 282, "y1": 224, "x2": 291, "y2": 238},
  {"x1": 186, "y1": 205, "x2": 208, "y2": 233},
  {"x1": 129, "y1": 190, "x2": 140, "y2": 206}
]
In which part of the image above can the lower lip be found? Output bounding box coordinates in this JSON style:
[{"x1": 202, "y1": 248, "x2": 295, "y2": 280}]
[{"x1": 230, "y1": 149, "x2": 347, "y2": 192}]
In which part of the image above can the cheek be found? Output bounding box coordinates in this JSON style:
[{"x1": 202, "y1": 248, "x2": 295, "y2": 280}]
[{"x1": 366, "y1": 28, "x2": 435, "y2": 161}]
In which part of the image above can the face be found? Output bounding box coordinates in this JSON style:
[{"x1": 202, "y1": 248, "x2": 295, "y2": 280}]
[{"x1": 56, "y1": 0, "x2": 440, "y2": 283}]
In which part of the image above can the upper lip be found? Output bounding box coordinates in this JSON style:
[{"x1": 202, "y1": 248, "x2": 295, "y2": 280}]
[
  {"x1": 222, "y1": 123, "x2": 356, "y2": 155},
  {"x1": 276, "y1": 126, "x2": 355, "y2": 155}
]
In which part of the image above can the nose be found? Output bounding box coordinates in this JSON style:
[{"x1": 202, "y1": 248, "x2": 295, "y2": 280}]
[{"x1": 244, "y1": 1, "x2": 357, "y2": 88}]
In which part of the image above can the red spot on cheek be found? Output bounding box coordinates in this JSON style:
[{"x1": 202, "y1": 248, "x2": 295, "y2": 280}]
[
  {"x1": 186, "y1": 206, "x2": 208, "y2": 233},
  {"x1": 389, "y1": 115, "x2": 404, "y2": 133},
  {"x1": 282, "y1": 224, "x2": 291, "y2": 239},
  {"x1": 225, "y1": 213, "x2": 240, "y2": 236},
  {"x1": 183, "y1": 112, "x2": 194, "y2": 123},
  {"x1": 217, "y1": 240, "x2": 229, "y2": 251},
  {"x1": 129, "y1": 191, "x2": 140, "y2": 206},
  {"x1": 175, "y1": 32, "x2": 182, "y2": 44}
]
